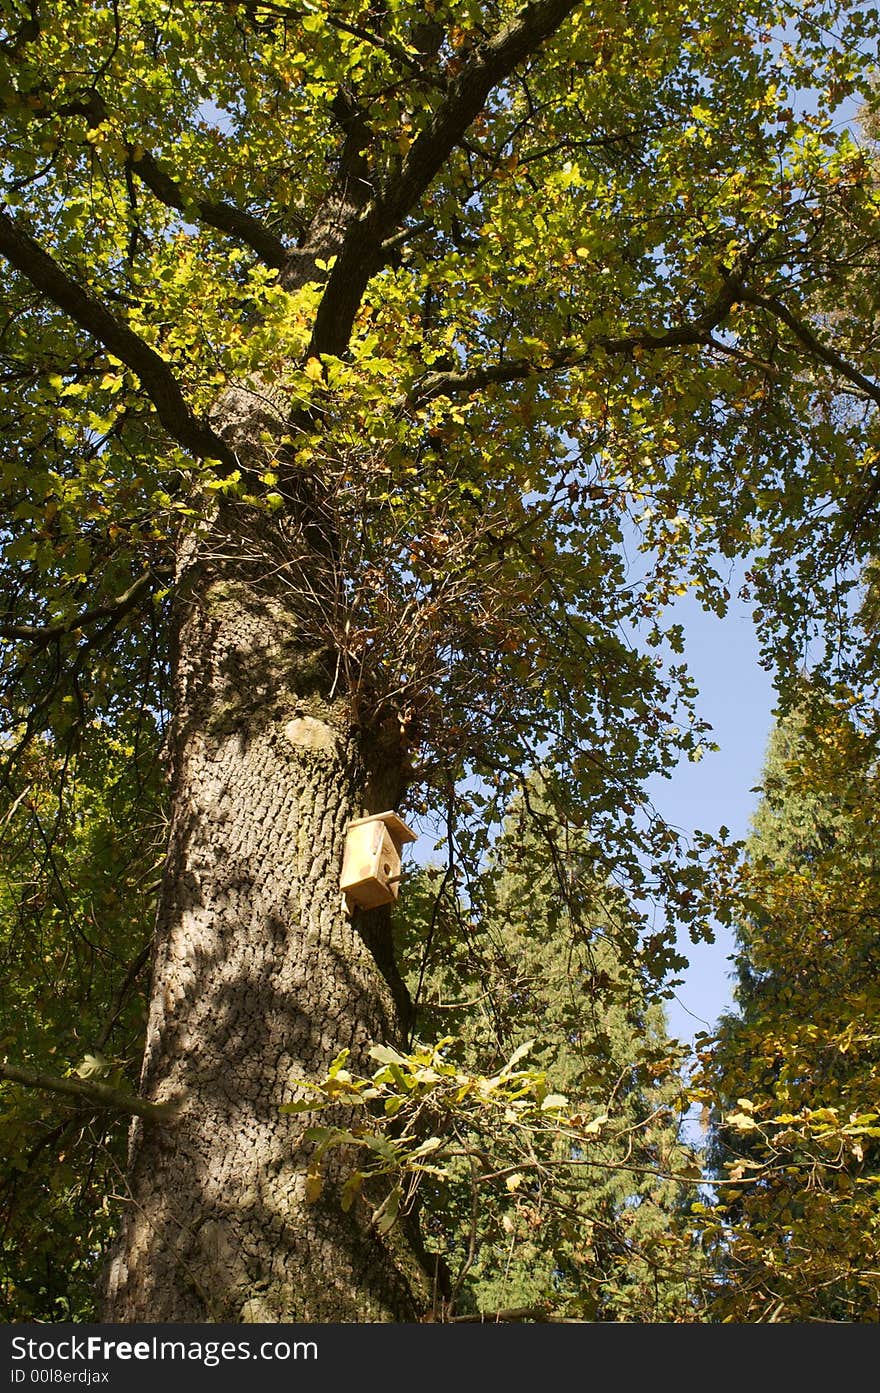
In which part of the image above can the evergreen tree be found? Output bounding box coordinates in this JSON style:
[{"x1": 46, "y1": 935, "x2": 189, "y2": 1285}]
[{"x1": 397, "y1": 787, "x2": 707, "y2": 1321}]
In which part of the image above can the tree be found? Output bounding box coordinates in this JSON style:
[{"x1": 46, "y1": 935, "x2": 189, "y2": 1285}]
[
  {"x1": 697, "y1": 694, "x2": 880, "y2": 1321},
  {"x1": 1, "y1": 0, "x2": 879, "y2": 1321},
  {"x1": 388, "y1": 788, "x2": 707, "y2": 1321}
]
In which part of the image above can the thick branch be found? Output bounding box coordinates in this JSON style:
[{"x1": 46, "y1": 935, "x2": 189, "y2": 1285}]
[
  {"x1": 379, "y1": 0, "x2": 582, "y2": 230},
  {"x1": 129, "y1": 149, "x2": 287, "y2": 269},
  {"x1": 308, "y1": 0, "x2": 582, "y2": 358},
  {"x1": 0, "y1": 207, "x2": 237, "y2": 469},
  {"x1": 0, "y1": 1061, "x2": 177, "y2": 1123},
  {"x1": 410, "y1": 274, "x2": 745, "y2": 403},
  {"x1": 413, "y1": 350, "x2": 571, "y2": 402}
]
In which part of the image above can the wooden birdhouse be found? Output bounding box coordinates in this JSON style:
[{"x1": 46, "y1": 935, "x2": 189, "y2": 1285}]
[{"x1": 340, "y1": 811, "x2": 417, "y2": 913}]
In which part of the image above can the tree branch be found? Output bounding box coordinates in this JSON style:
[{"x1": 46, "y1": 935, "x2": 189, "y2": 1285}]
[
  {"x1": 409, "y1": 272, "x2": 745, "y2": 404},
  {"x1": 0, "y1": 567, "x2": 172, "y2": 648},
  {"x1": 0, "y1": 1061, "x2": 177, "y2": 1123},
  {"x1": 379, "y1": 0, "x2": 582, "y2": 229},
  {"x1": 197, "y1": 0, "x2": 442, "y2": 83},
  {"x1": 308, "y1": 0, "x2": 582, "y2": 358},
  {"x1": 739, "y1": 288, "x2": 880, "y2": 410},
  {"x1": 0, "y1": 207, "x2": 237, "y2": 469},
  {"x1": 1, "y1": 85, "x2": 288, "y2": 269},
  {"x1": 93, "y1": 938, "x2": 154, "y2": 1054},
  {"x1": 129, "y1": 149, "x2": 287, "y2": 269}
]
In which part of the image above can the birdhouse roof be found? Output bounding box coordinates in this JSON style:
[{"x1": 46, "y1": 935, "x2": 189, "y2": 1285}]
[{"x1": 345, "y1": 811, "x2": 417, "y2": 844}]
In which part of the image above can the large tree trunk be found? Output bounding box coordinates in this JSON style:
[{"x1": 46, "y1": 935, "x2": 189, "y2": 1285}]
[{"x1": 101, "y1": 505, "x2": 430, "y2": 1321}]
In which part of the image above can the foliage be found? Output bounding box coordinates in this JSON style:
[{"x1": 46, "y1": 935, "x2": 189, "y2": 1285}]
[
  {"x1": 2, "y1": 0, "x2": 880, "y2": 979},
  {"x1": 695, "y1": 693, "x2": 880, "y2": 1322},
  {"x1": 290, "y1": 790, "x2": 710, "y2": 1320},
  {"x1": 0, "y1": 720, "x2": 162, "y2": 1319}
]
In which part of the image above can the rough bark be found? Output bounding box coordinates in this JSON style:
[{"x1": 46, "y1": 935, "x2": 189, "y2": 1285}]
[{"x1": 101, "y1": 503, "x2": 430, "y2": 1321}]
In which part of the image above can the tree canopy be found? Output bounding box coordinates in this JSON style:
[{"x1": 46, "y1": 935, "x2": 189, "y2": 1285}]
[{"x1": 2, "y1": 0, "x2": 878, "y2": 930}]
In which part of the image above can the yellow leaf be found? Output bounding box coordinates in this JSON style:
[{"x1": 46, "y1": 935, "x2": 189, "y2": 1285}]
[
  {"x1": 727, "y1": 1110, "x2": 757, "y2": 1131},
  {"x1": 540, "y1": 1093, "x2": 568, "y2": 1111}
]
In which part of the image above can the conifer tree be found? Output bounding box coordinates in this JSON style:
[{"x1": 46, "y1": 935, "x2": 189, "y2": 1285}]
[{"x1": 396, "y1": 788, "x2": 707, "y2": 1321}]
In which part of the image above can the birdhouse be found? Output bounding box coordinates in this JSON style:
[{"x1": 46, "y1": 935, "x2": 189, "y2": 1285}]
[{"x1": 340, "y1": 811, "x2": 417, "y2": 913}]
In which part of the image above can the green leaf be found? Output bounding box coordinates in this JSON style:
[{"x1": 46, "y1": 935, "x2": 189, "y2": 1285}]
[
  {"x1": 373, "y1": 1185, "x2": 401, "y2": 1235},
  {"x1": 368, "y1": 1045, "x2": 407, "y2": 1067}
]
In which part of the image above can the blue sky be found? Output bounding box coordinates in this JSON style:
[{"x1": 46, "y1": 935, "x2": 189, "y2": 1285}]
[
  {"x1": 406, "y1": 574, "x2": 778, "y2": 1047},
  {"x1": 647, "y1": 584, "x2": 776, "y2": 1043}
]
